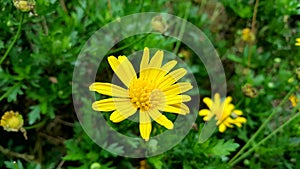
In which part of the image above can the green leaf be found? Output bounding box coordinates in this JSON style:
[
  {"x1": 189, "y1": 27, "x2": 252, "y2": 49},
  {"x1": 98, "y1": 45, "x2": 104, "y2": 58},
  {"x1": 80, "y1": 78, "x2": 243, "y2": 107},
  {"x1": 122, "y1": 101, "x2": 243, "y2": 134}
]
[
  {"x1": 210, "y1": 139, "x2": 240, "y2": 157},
  {"x1": 28, "y1": 105, "x2": 41, "y2": 125},
  {"x1": 148, "y1": 155, "x2": 164, "y2": 169}
]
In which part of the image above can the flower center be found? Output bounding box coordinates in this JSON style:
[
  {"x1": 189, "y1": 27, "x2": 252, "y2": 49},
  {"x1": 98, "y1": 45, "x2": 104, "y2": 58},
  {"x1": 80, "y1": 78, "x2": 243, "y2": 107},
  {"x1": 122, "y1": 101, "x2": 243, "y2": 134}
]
[{"x1": 129, "y1": 79, "x2": 163, "y2": 111}]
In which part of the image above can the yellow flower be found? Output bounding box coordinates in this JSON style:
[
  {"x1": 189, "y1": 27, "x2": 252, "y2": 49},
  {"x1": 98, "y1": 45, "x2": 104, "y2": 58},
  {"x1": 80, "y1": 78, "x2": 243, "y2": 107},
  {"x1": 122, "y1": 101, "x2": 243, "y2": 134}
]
[
  {"x1": 199, "y1": 93, "x2": 247, "y2": 133},
  {"x1": 0, "y1": 111, "x2": 24, "y2": 132},
  {"x1": 241, "y1": 28, "x2": 255, "y2": 43},
  {"x1": 295, "y1": 38, "x2": 300, "y2": 46},
  {"x1": 89, "y1": 47, "x2": 193, "y2": 141},
  {"x1": 13, "y1": 0, "x2": 35, "y2": 12},
  {"x1": 289, "y1": 94, "x2": 299, "y2": 108}
]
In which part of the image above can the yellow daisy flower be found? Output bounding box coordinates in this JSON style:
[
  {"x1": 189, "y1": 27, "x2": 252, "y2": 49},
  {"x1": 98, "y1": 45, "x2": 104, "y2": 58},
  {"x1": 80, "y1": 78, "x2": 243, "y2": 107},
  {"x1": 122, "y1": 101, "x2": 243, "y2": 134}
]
[
  {"x1": 289, "y1": 94, "x2": 299, "y2": 108},
  {"x1": 0, "y1": 110, "x2": 24, "y2": 132},
  {"x1": 199, "y1": 93, "x2": 246, "y2": 133},
  {"x1": 89, "y1": 47, "x2": 193, "y2": 141},
  {"x1": 241, "y1": 28, "x2": 255, "y2": 43},
  {"x1": 295, "y1": 38, "x2": 300, "y2": 46}
]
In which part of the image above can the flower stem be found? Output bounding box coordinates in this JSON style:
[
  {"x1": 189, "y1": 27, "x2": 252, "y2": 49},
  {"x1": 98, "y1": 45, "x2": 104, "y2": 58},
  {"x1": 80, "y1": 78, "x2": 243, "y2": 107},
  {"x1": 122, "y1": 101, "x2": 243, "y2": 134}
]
[
  {"x1": 228, "y1": 87, "x2": 296, "y2": 165},
  {"x1": 0, "y1": 13, "x2": 25, "y2": 66},
  {"x1": 247, "y1": 0, "x2": 259, "y2": 67},
  {"x1": 229, "y1": 106, "x2": 300, "y2": 167},
  {"x1": 173, "y1": 2, "x2": 190, "y2": 55}
]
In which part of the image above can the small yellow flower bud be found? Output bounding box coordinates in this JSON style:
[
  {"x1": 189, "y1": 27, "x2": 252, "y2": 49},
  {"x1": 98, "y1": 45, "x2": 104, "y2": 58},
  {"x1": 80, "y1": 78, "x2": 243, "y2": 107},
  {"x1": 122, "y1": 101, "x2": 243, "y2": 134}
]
[
  {"x1": 295, "y1": 38, "x2": 300, "y2": 46},
  {"x1": 0, "y1": 111, "x2": 24, "y2": 132},
  {"x1": 242, "y1": 83, "x2": 258, "y2": 98},
  {"x1": 151, "y1": 15, "x2": 168, "y2": 33},
  {"x1": 241, "y1": 28, "x2": 255, "y2": 43},
  {"x1": 13, "y1": 0, "x2": 35, "y2": 12}
]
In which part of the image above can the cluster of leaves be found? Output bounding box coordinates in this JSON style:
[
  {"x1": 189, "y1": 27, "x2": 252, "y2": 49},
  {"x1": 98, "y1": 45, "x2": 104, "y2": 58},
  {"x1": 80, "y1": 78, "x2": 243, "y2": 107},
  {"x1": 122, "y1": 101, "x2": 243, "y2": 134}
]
[{"x1": 0, "y1": 0, "x2": 299, "y2": 169}]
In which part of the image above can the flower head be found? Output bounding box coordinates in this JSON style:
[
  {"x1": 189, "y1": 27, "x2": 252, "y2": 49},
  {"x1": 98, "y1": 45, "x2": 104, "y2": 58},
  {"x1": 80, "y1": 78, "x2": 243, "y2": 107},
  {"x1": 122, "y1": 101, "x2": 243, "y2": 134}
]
[
  {"x1": 89, "y1": 48, "x2": 193, "y2": 141},
  {"x1": 295, "y1": 38, "x2": 300, "y2": 46},
  {"x1": 199, "y1": 93, "x2": 246, "y2": 133},
  {"x1": 13, "y1": 0, "x2": 35, "y2": 12},
  {"x1": 0, "y1": 111, "x2": 24, "y2": 132},
  {"x1": 289, "y1": 94, "x2": 299, "y2": 108},
  {"x1": 241, "y1": 28, "x2": 255, "y2": 43}
]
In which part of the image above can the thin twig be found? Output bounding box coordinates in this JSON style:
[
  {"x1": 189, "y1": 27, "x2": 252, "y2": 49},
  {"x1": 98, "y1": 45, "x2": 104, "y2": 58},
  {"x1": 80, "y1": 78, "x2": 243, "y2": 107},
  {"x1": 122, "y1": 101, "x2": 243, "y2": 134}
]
[
  {"x1": 0, "y1": 145, "x2": 34, "y2": 162},
  {"x1": 247, "y1": 0, "x2": 259, "y2": 67}
]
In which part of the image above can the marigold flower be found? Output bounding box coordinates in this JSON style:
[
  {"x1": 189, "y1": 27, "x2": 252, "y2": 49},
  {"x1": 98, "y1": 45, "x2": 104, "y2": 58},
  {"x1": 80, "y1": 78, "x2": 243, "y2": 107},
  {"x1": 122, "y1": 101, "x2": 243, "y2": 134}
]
[
  {"x1": 89, "y1": 47, "x2": 193, "y2": 141},
  {"x1": 199, "y1": 93, "x2": 246, "y2": 133},
  {"x1": 12, "y1": 0, "x2": 35, "y2": 12},
  {"x1": 0, "y1": 111, "x2": 24, "y2": 132},
  {"x1": 295, "y1": 38, "x2": 300, "y2": 46},
  {"x1": 241, "y1": 28, "x2": 255, "y2": 43}
]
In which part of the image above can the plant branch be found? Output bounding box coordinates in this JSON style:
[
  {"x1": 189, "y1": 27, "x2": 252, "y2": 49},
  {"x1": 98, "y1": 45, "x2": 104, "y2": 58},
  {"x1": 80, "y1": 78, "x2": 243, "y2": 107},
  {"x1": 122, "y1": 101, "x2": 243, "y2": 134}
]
[
  {"x1": 228, "y1": 87, "x2": 296, "y2": 164},
  {"x1": 0, "y1": 13, "x2": 25, "y2": 66}
]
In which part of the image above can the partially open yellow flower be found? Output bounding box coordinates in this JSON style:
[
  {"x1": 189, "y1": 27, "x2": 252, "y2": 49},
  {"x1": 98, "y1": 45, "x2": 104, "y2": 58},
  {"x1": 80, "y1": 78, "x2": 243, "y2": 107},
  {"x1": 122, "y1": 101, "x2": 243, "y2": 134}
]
[
  {"x1": 199, "y1": 93, "x2": 246, "y2": 133},
  {"x1": 89, "y1": 47, "x2": 193, "y2": 141},
  {"x1": 289, "y1": 94, "x2": 299, "y2": 108},
  {"x1": 295, "y1": 38, "x2": 300, "y2": 46},
  {"x1": 13, "y1": 0, "x2": 35, "y2": 12},
  {"x1": 0, "y1": 111, "x2": 24, "y2": 132},
  {"x1": 241, "y1": 28, "x2": 255, "y2": 43}
]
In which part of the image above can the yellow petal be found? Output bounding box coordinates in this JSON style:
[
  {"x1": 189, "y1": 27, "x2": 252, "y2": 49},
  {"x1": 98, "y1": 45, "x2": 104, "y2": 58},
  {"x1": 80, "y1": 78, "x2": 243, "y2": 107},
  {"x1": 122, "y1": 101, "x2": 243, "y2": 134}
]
[
  {"x1": 199, "y1": 109, "x2": 210, "y2": 116},
  {"x1": 140, "y1": 47, "x2": 150, "y2": 74},
  {"x1": 165, "y1": 95, "x2": 191, "y2": 105},
  {"x1": 161, "y1": 60, "x2": 177, "y2": 73},
  {"x1": 203, "y1": 97, "x2": 212, "y2": 109},
  {"x1": 161, "y1": 103, "x2": 189, "y2": 115},
  {"x1": 89, "y1": 82, "x2": 129, "y2": 97},
  {"x1": 218, "y1": 123, "x2": 226, "y2": 133},
  {"x1": 92, "y1": 98, "x2": 117, "y2": 111},
  {"x1": 108, "y1": 56, "x2": 137, "y2": 87},
  {"x1": 162, "y1": 82, "x2": 193, "y2": 96},
  {"x1": 157, "y1": 68, "x2": 187, "y2": 89},
  {"x1": 139, "y1": 111, "x2": 152, "y2": 141},
  {"x1": 233, "y1": 110, "x2": 243, "y2": 115},
  {"x1": 109, "y1": 104, "x2": 137, "y2": 123},
  {"x1": 148, "y1": 109, "x2": 173, "y2": 129},
  {"x1": 149, "y1": 50, "x2": 163, "y2": 68}
]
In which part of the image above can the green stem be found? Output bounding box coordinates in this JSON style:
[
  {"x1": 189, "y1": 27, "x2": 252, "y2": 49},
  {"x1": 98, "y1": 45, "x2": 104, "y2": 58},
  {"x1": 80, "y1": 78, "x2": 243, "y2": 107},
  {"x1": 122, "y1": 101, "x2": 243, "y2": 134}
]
[
  {"x1": 0, "y1": 83, "x2": 21, "y2": 102},
  {"x1": 107, "y1": 34, "x2": 149, "y2": 55},
  {"x1": 0, "y1": 13, "x2": 25, "y2": 66},
  {"x1": 228, "y1": 87, "x2": 296, "y2": 164},
  {"x1": 24, "y1": 119, "x2": 47, "y2": 130},
  {"x1": 229, "y1": 107, "x2": 300, "y2": 167},
  {"x1": 173, "y1": 2, "x2": 190, "y2": 55}
]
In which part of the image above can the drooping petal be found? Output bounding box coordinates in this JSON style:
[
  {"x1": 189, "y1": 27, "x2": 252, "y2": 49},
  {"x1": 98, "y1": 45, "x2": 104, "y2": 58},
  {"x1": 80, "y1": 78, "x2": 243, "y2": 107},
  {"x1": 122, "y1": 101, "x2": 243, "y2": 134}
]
[
  {"x1": 108, "y1": 56, "x2": 137, "y2": 87},
  {"x1": 139, "y1": 111, "x2": 152, "y2": 141},
  {"x1": 89, "y1": 82, "x2": 129, "y2": 97},
  {"x1": 218, "y1": 123, "x2": 226, "y2": 133},
  {"x1": 148, "y1": 109, "x2": 173, "y2": 129}
]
